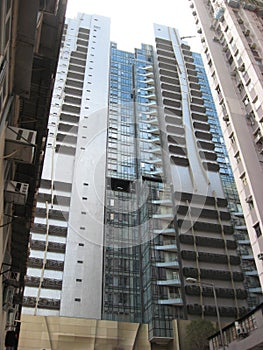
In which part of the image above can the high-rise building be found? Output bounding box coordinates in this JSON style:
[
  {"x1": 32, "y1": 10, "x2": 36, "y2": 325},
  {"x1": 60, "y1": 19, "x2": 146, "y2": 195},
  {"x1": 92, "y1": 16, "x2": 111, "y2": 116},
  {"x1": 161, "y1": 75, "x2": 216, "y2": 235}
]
[
  {"x1": 193, "y1": 52, "x2": 262, "y2": 307},
  {"x1": 0, "y1": 0, "x2": 67, "y2": 348},
  {"x1": 22, "y1": 13, "x2": 249, "y2": 346},
  {"x1": 189, "y1": 0, "x2": 263, "y2": 290}
]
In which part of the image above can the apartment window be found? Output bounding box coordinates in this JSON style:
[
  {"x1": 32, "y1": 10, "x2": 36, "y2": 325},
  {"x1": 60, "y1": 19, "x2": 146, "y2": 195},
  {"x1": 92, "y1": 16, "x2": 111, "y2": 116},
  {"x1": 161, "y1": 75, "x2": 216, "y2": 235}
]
[
  {"x1": 79, "y1": 243, "x2": 84, "y2": 246},
  {"x1": 240, "y1": 174, "x2": 247, "y2": 186},
  {"x1": 74, "y1": 298, "x2": 81, "y2": 302},
  {"x1": 77, "y1": 260, "x2": 83, "y2": 264},
  {"x1": 76, "y1": 279, "x2": 82, "y2": 282},
  {"x1": 230, "y1": 134, "x2": 236, "y2": 144},
  {"x1": 254, "y1": 223, "x2": 262, "y2": 238},
  {"x1": 235, "y1": 152, "x2": 241, "y2": 163}
]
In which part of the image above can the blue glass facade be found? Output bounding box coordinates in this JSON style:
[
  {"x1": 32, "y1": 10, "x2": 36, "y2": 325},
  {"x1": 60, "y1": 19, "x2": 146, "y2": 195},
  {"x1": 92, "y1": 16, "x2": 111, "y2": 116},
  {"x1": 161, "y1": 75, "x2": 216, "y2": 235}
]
[{"x1": 103, "y1": 43, "x2": 184, "y2": 339}]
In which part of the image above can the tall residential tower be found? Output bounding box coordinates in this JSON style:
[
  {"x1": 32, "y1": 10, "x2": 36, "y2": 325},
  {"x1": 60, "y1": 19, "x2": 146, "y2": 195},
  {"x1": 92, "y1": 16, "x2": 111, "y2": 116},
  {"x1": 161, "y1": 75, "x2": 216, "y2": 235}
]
[
  {"x1": 22, "y1": 14, "x2": 248, "y2": 347},
  {"x1": 189, "y1": 0, "x2": 263, "y2": 290}
]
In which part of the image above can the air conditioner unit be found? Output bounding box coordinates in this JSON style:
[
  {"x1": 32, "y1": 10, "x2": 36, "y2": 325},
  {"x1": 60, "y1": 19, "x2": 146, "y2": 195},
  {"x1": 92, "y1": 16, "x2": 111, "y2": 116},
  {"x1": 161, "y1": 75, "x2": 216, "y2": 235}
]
[
  {"x1": 5, "y1": 126, "x2": 37, "y2": 163},
  {"x1": 5, "y1": 181, "x2": 29, "y2": 205}
]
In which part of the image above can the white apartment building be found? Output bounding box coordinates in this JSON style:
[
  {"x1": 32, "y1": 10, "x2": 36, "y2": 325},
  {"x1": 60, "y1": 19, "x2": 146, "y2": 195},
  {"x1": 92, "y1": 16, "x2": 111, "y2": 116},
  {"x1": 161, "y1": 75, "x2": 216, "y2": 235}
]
[
  {"x1": 23, "y1": 14, "x2": 111, "y2": 319},
  {"x1": 189, "y1": 0, "x2": 263, "y2": 290}
]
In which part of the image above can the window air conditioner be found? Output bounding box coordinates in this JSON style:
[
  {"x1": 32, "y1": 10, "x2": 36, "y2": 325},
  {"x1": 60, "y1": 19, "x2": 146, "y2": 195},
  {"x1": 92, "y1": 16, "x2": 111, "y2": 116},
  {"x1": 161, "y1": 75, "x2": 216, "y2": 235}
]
[
  {"x1": 5, "y1": 126, "x2": 37, "y2": 163},
  {"x1": 5, "y1": 181, "x2": 29, "y2": 205}
]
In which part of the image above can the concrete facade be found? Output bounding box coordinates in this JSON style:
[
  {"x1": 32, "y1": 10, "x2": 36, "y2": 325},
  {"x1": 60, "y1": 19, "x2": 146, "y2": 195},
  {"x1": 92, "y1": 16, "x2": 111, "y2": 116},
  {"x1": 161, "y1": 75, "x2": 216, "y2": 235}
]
[{"x1": 189, "y1": 0, "x2": 263, "y2": 291}]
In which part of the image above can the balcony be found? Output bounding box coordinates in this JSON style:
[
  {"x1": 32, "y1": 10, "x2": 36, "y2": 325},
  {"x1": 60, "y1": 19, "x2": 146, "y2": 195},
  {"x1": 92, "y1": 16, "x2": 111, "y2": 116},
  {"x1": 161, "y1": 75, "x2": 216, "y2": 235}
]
[
  {"x1": 152, "y1": 199, "x2": 172, "y2": 205},
  {"x1": 153, "y1": 213, "x2": 174, "y2": 220},
  {"x1": 155, "y1": 244, "x2": 177, "y2": 251},
  {"x1": 248, "y1": 287, "x2": 262, "y2": 293},
  {"x1": 170, "y1": 156, "x2": 189, "y2": 167},
  {"x1": 144, "y1": 78, "x2": 155, "y2": 85},
  {"x1": 157, "y1": 279, "x2": 181, "y2": 286},
  {"x1": 158, "y1": 298, "x2": 183, "y2": 305},
  {"x1": 156, "y1": 261, "x2": 179, "y2": 268},
  {"x1": 153, "y1": 228, "x2": 175, "y2": 235}
]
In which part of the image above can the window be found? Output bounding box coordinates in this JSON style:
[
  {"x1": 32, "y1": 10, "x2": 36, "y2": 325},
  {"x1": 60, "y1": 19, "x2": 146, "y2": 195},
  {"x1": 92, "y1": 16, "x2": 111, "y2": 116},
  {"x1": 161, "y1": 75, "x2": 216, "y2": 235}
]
[
  {"x1": 77, "y1": 260, "x2": 83, "y2": 264},
  {"x1": 235, "y1": 152, "x2": 241, "y2": 164},
  {"x1": 79, "y1": 243, "x2": 84, "y2": 246},
  {"x1": 254, "y1": 223, "x2": 262, "y2": 238},
  {"x1": 240, "y1": 174, "x2": 248, "y2": 186},
  {"x1": 74, "y1": 298, "x2": 81, "y2": 302},
  {"x1": 76, "y1": 279, "x2": 82, "y2": 282}
]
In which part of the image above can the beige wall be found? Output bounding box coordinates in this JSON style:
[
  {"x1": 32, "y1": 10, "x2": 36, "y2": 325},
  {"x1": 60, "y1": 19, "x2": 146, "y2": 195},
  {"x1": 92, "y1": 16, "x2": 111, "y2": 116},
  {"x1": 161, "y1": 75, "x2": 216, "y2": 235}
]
[
  {"x1": 18, "y1": 315, "x2": 217, "y2": 350},
  {"x1": 18, "y1": 315, "x2": 151, "y2": 350}
]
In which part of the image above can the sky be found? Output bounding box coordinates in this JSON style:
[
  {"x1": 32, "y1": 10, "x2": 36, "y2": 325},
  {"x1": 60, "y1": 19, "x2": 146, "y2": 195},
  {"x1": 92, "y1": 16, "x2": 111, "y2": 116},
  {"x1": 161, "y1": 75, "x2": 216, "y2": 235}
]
[{"x1": 66, "y1": 0, "x2": 202, "y2": 53}]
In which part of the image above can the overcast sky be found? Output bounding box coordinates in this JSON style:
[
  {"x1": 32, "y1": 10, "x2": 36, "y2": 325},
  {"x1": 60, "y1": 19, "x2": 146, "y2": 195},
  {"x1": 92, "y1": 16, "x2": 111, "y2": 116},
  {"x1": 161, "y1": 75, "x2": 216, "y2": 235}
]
[{"x1": 66, "y1": 0, "x2": 202, "y2": 53}]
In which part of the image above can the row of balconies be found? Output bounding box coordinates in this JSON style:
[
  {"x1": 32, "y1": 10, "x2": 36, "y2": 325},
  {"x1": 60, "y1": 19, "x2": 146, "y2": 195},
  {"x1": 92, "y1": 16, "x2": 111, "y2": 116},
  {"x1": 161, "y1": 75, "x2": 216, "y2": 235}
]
[
  {"x1": 65, "y1": 78, "x2": 84, "y2": 90},
  {"x1": 185, "y1": 284, "x2": 247, "y2": 299},
  {"x1": 31, "y1": 223, "x2": 68, "y2": 237},
  {"x1": 37, "y1": 193, "x2": 70, "y2": 206},
  {"x1": 67, "y1": 70, "x2": 85, "y2": 82},
  {"x1": 68, "y1": 62, "x2": 85, "y2": 75},
  {"x1": 187, "y1": 304, "x2": 248, "y2": 317},
  {"x1": 165, "y1": 115, "x2": 183, "y2": 126},
  {"x1": 27, "y1": 257, "x2": 64, "y2": 271},
  {"x1": 76, "y1": 45, "x2": 88, "y2": 54},
  {"x1": 167, "y1": 134, "x2": 186, "y2": 146},
  {"x1": 25, "y1": 276, "x2": 63, "y2": 290},
  {"x1": 179, "y1": 233, "x2": 237, "y2": 250},
  {"x1": 170, "y1": 155, "x2": 189, "y2": 167},
  {"x1": 178, "y1": 218, "x2": 234, "y2": 235},
  {"x1": 174, "y1": 191, "x2": 228, "y2": 207},
  {"x1": 59, "y1": 112, "x2": 79, "y2": 125},
  {"x1": 157, "y1": 49, "x2": 176, "y2": 60},
  {"x1": 35, "y1": 207, "x2": 69, "y2": 221},
  {"x1": 155, "y1": 38, "x2": 174, "y2": 50},
  {"x1": 176, "y1": 204, "x2": 231, "y2": 221},
  {"x1": 58, "y1": 123, "x2": 78, "y2": 134},
  {"x1": 156, "y1": 39, "x2": 174, "y2": 51},
  {"x1": 76, "y1": 38, "x2": 89, "y2": 48},
  {"x1": 70, "y1": 50, "x2": 87, "y2": 61},
  {"x1": 56, "y1": 132, "x2": 77, "y2": 145},
  {"x1": 30, "y1": 239, "x2": 66, "y2": 253},
  {"x1": 183, "y1": 266, "x2": 244, "y2": 281},
  {"x1": 69, "y1": 56, "x2": 86, "y2": 67},
  {"x1": 23, "y1": 296, "x2": 60, "y2": 310},
  {"x1": 181, "y1": 250, "x2": 241, "y2": 265}
]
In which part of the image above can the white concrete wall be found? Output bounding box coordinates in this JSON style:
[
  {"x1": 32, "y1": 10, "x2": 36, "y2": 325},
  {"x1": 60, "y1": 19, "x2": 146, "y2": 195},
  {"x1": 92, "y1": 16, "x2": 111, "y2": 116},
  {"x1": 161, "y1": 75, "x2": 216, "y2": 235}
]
[
  {"x1": 154, "y1": 24, "x2": 225, "y2": 199},
  {"x1": 60, "y1": 14, "x2": 111, "y2": 319}
]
